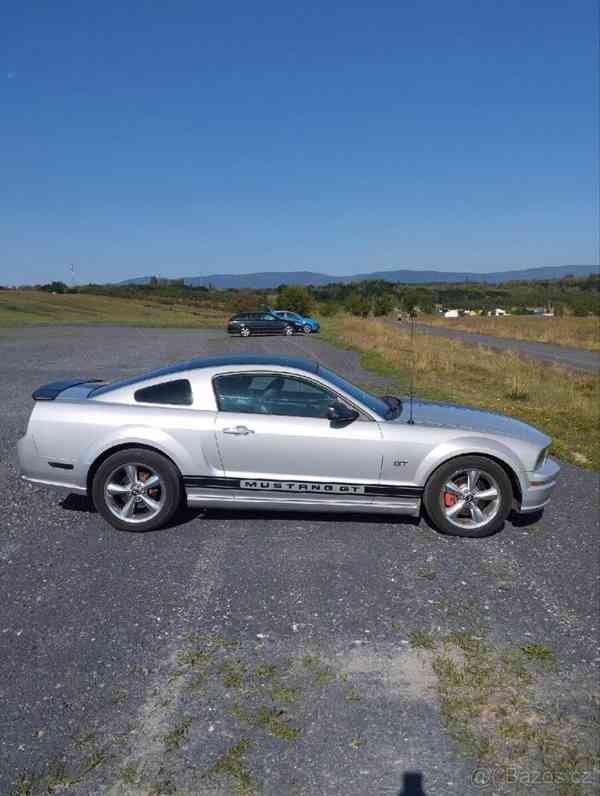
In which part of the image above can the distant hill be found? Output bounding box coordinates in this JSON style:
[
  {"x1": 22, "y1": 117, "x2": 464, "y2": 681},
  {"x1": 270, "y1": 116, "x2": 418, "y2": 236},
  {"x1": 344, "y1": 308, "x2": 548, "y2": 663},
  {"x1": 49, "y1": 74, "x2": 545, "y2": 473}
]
[{"x1": 123, "y1": 264, "x2": 598, "y2": 289}]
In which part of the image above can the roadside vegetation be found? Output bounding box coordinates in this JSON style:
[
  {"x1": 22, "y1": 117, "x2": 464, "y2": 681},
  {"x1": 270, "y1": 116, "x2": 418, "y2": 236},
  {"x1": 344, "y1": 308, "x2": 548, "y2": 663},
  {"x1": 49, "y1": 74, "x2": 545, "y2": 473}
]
[
  {"x1": 322, "y1": 315, "x2": 600, "y2": 470},
  {"x1": 2, "y1": 271, "x2": 598, "y2": 334},
  {"x1": 0, "y1": 290, "x2": 226, "y2": 328},
  {"x1": 420, "y1": 313, "x2": 600, "y2": 351}
]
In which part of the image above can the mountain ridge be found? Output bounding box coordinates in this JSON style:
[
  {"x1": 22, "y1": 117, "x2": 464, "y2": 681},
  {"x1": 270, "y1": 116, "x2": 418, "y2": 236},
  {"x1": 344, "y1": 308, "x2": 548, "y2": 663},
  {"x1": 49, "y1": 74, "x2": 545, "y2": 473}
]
[{"x1": 122, "y1": 264, "x2": 597, "y2": 288}]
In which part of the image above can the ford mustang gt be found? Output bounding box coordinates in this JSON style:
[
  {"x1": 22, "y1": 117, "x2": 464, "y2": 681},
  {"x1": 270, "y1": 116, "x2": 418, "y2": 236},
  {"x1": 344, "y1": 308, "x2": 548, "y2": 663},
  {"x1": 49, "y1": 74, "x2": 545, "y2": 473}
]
[{"x1": 17, "y1": 355, "x2": 559, "y2": 537}]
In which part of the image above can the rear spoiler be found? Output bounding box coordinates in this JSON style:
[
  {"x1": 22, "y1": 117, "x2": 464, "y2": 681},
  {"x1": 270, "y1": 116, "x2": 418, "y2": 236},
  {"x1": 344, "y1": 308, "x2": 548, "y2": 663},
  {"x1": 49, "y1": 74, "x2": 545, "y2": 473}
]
[{"x1": 32, "y1": 379, "x2": 103, "y2": 401}]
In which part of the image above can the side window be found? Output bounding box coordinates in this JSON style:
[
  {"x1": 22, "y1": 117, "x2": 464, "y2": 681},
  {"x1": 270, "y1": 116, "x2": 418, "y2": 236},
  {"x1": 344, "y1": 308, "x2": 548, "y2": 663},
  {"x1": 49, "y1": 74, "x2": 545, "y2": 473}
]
[
  {"x1": 214, "y1": 373, "x2": 340, "y2": 418},
  {"x1": 266, "y1": 376, "x2": 339, "y2": 417},
  {"x1": 214, "y1": 373, "x2": 262, "y2": 413},
  {"x1": 134, "y1": 378, "x2": 193, "y2": 406}
]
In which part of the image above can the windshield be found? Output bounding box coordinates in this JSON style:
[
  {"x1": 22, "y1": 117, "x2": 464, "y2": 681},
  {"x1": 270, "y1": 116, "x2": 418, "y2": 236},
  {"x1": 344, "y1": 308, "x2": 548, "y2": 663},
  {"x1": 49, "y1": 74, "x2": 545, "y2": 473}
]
[{"x1": 318, "y1": 366, "x2": 394, "y2": 419}]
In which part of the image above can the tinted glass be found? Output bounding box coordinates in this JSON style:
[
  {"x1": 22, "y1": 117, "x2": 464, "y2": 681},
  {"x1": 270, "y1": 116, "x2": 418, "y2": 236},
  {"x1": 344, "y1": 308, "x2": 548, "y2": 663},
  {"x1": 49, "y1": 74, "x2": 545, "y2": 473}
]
[
  {"x1": 318, "y1": 366, "x2": 389, "y2": 417},
  {"x1": 134, "y1": 379, "x2": 193, "y2": 406},
  {"x1": 214, "y1": 373, "x2": 338, "y2": 418}
]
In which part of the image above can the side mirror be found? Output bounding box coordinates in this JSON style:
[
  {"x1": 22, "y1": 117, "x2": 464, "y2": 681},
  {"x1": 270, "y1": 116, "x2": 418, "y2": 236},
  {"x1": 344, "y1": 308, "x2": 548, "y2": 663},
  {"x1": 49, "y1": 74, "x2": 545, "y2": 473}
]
[{"x1": 327, "y1": 402, "x2": 359, "y2": 424}]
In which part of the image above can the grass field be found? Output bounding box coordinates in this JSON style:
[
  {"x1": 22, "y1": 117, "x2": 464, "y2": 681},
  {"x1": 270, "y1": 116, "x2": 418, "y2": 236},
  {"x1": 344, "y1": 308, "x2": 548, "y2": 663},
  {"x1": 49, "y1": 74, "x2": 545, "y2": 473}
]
[
  {"x1": 420, "y1": 313, "x2": 600, "y2": 350},
  {"x1": 322, "y1": 315, "x2": 600, "y2": 470},
  {"x1": 0, "y1": 290, "x2": 227, "y2": 328}
]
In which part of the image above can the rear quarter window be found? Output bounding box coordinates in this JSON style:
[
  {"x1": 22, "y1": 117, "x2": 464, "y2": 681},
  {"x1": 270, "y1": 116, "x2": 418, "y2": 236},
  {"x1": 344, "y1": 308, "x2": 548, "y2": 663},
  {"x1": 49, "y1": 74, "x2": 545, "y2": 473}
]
[{"x1": 134, "y1": 379, "x2": 193, "y2": 406}]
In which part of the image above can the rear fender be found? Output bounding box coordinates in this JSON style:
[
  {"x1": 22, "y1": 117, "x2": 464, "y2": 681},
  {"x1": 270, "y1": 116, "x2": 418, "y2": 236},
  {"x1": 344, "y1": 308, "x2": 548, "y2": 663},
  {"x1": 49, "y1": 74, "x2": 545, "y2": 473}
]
[{"x1": 82, "y1": 426, "x2": 198, "y2": 476}]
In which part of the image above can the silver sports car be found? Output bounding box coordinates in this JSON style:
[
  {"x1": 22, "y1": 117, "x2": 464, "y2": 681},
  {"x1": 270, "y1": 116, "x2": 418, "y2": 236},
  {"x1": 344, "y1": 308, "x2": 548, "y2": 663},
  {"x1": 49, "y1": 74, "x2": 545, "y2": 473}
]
[{"x1": 18, "y1": 355, "x2": 559, "y2": 537}]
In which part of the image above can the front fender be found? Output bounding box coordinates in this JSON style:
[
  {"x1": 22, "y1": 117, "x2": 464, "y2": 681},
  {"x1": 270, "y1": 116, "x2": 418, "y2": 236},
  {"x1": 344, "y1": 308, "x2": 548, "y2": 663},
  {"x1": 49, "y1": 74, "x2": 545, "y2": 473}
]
[{"x1": 414, "y1": 435, "x2": 528, "y2": 499}]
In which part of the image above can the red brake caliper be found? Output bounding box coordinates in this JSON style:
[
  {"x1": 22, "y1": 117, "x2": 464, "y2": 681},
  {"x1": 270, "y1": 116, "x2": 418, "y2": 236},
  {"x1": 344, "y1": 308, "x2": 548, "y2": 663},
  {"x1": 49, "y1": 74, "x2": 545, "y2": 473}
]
[
  {"x1": 140, "y1": 469, "x2": 158, "y2": 498},
  {"x1": 444, "y1": 491, "x2": 457, "y2": 508}
]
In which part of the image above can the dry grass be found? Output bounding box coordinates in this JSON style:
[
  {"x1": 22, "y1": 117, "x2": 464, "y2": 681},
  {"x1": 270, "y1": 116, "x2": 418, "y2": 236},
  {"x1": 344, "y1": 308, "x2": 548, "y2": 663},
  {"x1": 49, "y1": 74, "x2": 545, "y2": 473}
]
[
  {"x1": 323, "y1": 315, "x2": 600, "y2": 470},
  {"x1": 420, "y1": 314, "x2": 600, "y2": 351},
  {"x1": 0, "y1": 290, "x2": 227, "y2": 328}
]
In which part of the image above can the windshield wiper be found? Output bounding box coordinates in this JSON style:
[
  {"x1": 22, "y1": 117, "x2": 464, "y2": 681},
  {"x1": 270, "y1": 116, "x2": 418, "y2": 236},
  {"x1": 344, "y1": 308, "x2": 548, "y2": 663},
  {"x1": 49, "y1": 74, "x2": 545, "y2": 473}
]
[{"x1": 380, "y1": 395, "x2": 403, "y2": 419}]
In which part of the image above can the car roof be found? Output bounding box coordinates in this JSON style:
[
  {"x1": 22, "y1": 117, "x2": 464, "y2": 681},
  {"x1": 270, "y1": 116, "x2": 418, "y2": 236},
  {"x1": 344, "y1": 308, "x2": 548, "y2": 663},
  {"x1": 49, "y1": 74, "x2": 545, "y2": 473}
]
[{"x1": 91, "y1": 355, "x2": 319, "y2": 396}]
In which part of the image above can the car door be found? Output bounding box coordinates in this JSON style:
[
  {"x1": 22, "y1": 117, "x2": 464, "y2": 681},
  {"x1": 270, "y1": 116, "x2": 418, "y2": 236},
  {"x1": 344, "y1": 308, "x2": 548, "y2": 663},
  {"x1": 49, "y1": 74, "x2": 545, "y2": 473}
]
[
  {"x1": 262, "y1": 313, "x2": 284, "y2": 334},
  {"x1": 213, "y1": 371, "x2": 383, "y2": 504}
]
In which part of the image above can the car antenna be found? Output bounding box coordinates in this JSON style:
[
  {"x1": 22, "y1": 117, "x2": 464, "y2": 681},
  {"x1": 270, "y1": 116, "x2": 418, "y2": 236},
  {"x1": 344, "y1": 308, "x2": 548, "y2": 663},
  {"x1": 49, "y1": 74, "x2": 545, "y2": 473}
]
[{"x1": 407, "y1": 312, "x2": 416, "y2": 424}]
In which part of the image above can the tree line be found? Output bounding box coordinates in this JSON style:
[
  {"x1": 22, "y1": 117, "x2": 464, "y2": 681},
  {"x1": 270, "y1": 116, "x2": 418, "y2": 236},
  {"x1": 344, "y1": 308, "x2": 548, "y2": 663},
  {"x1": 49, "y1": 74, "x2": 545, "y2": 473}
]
[{"x1": 8, "y1": 272, "x2": 599, "y2": 317}]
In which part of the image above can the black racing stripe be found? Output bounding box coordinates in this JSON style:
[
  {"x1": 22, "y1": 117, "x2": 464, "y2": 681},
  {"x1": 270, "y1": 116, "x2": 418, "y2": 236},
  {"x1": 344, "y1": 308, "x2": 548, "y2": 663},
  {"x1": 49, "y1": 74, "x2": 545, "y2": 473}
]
[
  {"x1": 366, "y1": 484, "x2": 423, "y2": 497},
  {"x1": 183, "y1": 475, "x2": 422, "y2": 498},
  {"x1": 183, "y1": 476, "x2": 241, "y2": 489}
]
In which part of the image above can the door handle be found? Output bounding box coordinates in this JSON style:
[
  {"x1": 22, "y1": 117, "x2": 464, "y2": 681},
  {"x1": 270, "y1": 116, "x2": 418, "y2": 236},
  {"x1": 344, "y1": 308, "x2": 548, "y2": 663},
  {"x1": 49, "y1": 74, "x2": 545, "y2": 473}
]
[{"x1": 222, "y1": 425, "x2": 255, "y2": 436}]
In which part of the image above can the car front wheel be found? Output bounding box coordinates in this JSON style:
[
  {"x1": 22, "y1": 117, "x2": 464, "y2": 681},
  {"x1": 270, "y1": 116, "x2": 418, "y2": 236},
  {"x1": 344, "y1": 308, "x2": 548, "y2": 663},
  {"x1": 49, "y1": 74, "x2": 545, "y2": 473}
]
[
  {"x1": 92, "y1": 448, "x2": 182, "y2": 532},
  {"x1": 303, "y1": 323, "x2": 312, "y2": 334},
  {"x1": 423, "y1": 455, "x2": 512, "y2": 538},
  {"x1": 240, "y1": 327, "x2": 251, "y2": 337}
]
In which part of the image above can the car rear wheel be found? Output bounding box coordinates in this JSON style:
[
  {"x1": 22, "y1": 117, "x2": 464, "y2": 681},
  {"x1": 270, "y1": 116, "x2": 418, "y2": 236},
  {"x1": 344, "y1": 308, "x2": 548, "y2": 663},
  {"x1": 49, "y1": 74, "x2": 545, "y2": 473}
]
[
  {"x1": 423, "y1": 455, "x2": 512, "y2": 538},
  {"x1": 284, "y1": 325, "x2": 294, "y2": 336},
  {"x1": 92, "y1": 448, "x2": 182, "y2": 532},
  {"x1": 240, "y1": 327, "x2": 251, "y2": 337},
  {"x1": 303, "y1": 323, "x2": 312, "y2": 334}
]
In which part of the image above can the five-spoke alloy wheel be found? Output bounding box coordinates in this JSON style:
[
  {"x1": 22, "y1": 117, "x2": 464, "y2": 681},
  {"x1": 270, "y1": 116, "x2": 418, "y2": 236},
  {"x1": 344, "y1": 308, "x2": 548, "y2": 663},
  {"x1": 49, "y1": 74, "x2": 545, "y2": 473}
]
[
  {"x1": 92, "y1": 448, "x2": 182, "y2": 531},
  {"x1": 423, "y1": 455, "x2": 512, "y2": 537}
]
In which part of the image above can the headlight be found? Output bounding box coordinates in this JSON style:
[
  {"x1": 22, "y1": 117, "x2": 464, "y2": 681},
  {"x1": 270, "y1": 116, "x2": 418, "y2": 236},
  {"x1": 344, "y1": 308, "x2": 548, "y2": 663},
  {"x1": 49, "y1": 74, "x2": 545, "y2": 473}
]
[{"x1": 535, "y1": 447, "x2": 549, "y2": 470}]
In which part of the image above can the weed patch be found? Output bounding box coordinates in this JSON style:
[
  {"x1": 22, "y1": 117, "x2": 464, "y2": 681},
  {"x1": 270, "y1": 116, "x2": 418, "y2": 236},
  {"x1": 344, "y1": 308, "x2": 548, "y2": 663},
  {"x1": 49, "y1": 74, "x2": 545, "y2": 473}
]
[
  {"x1": 163, "y1": 717, "x2": 192, "y2": 751},
  {"x1": 206, "y1": 739, "x2": 255, "y2": 796},
  {"x1": 431, "y1": 635, "x2": 600, "y2": 794}
]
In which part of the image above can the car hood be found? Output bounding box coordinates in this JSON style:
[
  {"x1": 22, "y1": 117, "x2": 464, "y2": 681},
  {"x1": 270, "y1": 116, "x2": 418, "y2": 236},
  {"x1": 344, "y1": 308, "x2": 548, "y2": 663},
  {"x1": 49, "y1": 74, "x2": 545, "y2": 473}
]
[{"x1": 392, "y1": 398, "x2": 550, "y2": 447}]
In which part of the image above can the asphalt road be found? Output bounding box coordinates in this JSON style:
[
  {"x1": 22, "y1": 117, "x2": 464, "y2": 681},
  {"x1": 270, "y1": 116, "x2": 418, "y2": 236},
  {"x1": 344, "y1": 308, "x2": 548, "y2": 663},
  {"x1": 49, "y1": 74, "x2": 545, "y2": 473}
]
[
  {"x1": 389, "y1": 321, "x2": 600, "y2": 374},
  {"x1": 1, "y1": 326, "x2": 599, "y2": 796}
]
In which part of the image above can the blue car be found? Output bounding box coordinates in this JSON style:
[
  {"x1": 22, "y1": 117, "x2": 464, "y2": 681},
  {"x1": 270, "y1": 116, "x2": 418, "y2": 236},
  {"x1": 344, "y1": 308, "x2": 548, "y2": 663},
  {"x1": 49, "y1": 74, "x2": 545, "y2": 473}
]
[{"x1": 272, "y1": 310, "x2": 320, "y2": 334}]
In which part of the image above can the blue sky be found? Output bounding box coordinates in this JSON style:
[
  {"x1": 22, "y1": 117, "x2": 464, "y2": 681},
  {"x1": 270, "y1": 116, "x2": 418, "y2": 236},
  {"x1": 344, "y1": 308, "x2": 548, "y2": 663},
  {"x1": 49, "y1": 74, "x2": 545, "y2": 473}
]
[{"x1": 2, "y1": 1, "x2": 598, "y2": 285}]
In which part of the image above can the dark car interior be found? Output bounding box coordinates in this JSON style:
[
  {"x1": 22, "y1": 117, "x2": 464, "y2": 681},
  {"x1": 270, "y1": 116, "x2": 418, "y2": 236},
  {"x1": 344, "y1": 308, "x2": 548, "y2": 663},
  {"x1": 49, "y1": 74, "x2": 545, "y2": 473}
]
[{"x1": 213, "y1": 373, "x2": 343, "y2": 418}]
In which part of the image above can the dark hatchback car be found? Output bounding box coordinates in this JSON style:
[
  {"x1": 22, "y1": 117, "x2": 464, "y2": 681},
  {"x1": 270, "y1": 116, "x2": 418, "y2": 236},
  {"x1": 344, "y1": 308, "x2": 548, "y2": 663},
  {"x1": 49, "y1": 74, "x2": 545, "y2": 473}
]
[{"x1": 227, "y1": 312, "x2": 300, "y2": 337}]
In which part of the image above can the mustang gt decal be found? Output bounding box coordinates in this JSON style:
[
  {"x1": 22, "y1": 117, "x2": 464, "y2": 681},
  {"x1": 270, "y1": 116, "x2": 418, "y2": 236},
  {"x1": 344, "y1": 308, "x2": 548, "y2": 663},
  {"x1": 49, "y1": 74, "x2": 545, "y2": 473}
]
[{"x1": 241, "y1": 479, "x2": 365, "y2": 494}]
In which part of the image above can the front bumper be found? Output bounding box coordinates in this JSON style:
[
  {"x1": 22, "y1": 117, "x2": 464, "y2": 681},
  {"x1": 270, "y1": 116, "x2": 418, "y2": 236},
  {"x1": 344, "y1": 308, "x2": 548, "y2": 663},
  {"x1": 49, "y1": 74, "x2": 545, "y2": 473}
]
[{"x1": 520, "y1": 456, "x2": 560, "y2": 512}]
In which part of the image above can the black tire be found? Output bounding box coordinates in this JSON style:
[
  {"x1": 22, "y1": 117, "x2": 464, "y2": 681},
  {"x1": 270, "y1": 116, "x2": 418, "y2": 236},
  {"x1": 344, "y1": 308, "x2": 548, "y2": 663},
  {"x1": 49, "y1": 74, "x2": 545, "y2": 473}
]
[
  {"x1": 283, "y1": 325, "x2": 294, "y2": 336},
  {"x1": 422, "y1": 455, "x2": 513, "y2": 538},
  {"x1": 303, "y1": 324, "x2": 312, "y2": 334},
  {"x1": 240, "y1": 327, "x2": 251, "y2": 337},
  {"x1": 92, "y1": 448, "x2": 182, "y2": 532}
]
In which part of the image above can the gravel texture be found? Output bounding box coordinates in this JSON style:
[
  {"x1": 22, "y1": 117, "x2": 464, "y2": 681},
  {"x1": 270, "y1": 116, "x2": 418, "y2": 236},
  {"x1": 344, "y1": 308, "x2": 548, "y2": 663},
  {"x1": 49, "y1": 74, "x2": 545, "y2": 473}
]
[{"x1": 0, "y1": 326, "x2": 598, "y2": 795}]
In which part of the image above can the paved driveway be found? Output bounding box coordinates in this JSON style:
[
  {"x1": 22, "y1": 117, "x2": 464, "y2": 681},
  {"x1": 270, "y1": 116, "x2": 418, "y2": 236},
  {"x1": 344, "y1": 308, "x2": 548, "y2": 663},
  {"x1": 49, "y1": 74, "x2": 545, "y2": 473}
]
[{"x1": 1, "y1": 327, "x2": 598, "y2": 795}]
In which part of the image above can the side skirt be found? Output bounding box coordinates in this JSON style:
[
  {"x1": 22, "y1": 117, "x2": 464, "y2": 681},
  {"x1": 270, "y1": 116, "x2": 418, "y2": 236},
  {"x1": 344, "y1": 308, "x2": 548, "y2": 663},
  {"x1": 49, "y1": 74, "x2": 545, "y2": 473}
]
[
  {"x1": 183, "y1": 475, "x2": 423, "y2": 517},
  {"x1": 185, "y1": 489, "x2": 421, "y2": 516}
]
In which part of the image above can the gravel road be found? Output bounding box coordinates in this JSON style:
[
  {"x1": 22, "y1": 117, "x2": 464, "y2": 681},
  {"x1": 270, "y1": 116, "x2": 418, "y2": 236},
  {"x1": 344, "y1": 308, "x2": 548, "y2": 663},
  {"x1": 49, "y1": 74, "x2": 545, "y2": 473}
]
[
  {"x1": 389, "y1": 321, "x2": 600, "y2": 374},
  {"x1": 1, "y1": 326, "x2": 598, "y2": 796}
]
